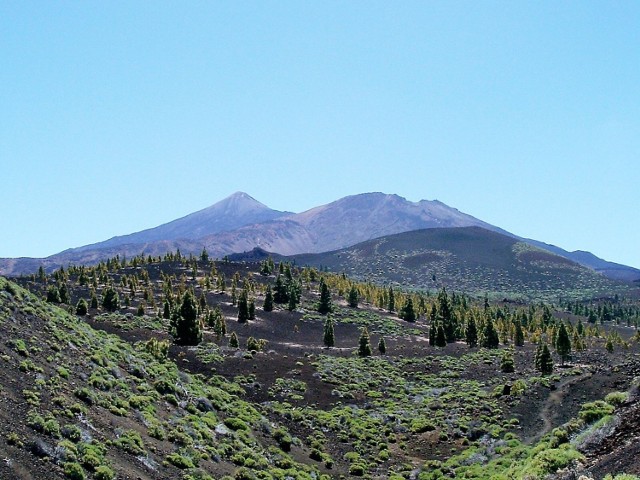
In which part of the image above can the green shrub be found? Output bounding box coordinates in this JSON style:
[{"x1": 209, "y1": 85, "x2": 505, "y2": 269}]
[
  {"x1": 166, "y1": 452, "x2": 195, "y2": 469},
  {"x1": 44, "y1": 418, "x2": 61, "y2": 438},
  {"x1": 223, "y1": 417, "x2": 248, "y2": 431},
  {"x1": 273, "y1": 427, "x2": 292, "y2": 451},
  {"x1": 114, "y1": 430, "x2": 145, "y2": 455},
  {"x1": 94, "y1": 466, "x2": 115, "y2": 480},
  {"x1": 604, "y1": 391, "x2": 629, "y2": 407},
  {"x1": 63, "y1": 462, "x2": 85, "y2": 480},
  {"x1": 579, "y1": 400, "x2": 615, "y2": 423}
]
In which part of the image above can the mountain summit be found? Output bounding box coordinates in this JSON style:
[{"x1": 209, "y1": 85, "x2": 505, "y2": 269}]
[{"x1": 69, "y1": 192, "x2": 291, "y2": 254}]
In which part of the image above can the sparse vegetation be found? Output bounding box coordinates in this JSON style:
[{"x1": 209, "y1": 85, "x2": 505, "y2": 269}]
[{"x1": 1, "y1": 252, "x2": 640, "y2": 479}]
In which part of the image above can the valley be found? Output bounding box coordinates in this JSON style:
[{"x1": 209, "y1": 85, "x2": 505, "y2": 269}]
[{"x1": 1, "y1": 251, "x2": 639, "y2": 479}]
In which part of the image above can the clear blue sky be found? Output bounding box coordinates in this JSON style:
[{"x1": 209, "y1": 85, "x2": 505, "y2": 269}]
[{"x1": 2, "y1": 2, "x2": 639, "y2": 268}]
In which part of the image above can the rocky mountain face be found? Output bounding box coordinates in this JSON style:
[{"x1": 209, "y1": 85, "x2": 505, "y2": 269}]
[{"x1": 1, "y1": 191, "x2": 639, "y2": 283}]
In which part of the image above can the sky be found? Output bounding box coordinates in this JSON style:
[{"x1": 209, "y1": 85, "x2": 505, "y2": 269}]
[{"x1": 1, "y1": 1, "x2": 639, "y2": 268}]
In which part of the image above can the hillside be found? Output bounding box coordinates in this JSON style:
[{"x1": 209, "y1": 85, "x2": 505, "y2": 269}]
[
  {"x1": 289, "y1": 227, "x2": 630, "y2": 302},
  {"x1": 2, "y1": 256, "x2": 640, "y2": 479}
]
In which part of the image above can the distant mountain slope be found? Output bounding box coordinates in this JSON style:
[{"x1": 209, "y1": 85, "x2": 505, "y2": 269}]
[
  {"x1": 288, "y1": 227, "x2": 629, "y2": 301},
  {"x1": 1, "y1": 191, "x2": 639, "y2": 284},
  {"x1": 523, "y1": 239, "x2": 640, "y2": 283},
  {"x1": 72, "y1": 191, "x2": 291, "y2": 253}
]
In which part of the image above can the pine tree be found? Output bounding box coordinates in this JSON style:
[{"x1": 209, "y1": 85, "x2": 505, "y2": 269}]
[
  {"x1": 263, "y1": 285, "x2": 274, "y2": 312},
  {"x1": 248, "y1": 298, "x2": 256, "y2": 319},
  {"x1": 229, "y1": 332, "x2": 239, "y2": 348},
  {"x1": 539, "y1": 344, "x2": 553, "y2": 375},
  {"x1": 237, "y1": 290, "x2": 249, "y2": 323},
  {"x1": 137, "y1": 301, "x2": 146, "y2": 317},
  {"x1": 46, "y1": 285, "x2": 61, "y2": 304},
  {"x1": 378, "y1": 336, "x2": 386, "y2": 355},
  {"x1": 481, "y1": 317, "x2": 499, "y2": 349},
  {"x1": 514, "y1": 320, "x2": 525, "y2": 347},
  {"x1": 358, "y1": 327, "x2": 372, "y2": 357},
  {"x1": 400, "y1": 297, "x2": 417, "y2": 322},
  {"x1": 323, "y1": 317, "x2": 335, "y2": 348},
  {"x1": 76, "y1": 298, "x2": 88, "y2": 316},
  {"x1": 273, "y1": 275, "x2": 288, "y2": 304},
  {"x1": 466, "y1": 317, "x2": 478, "y2": 348},
  {"x1": 37, "y1": 265, "x2": 46, "y2": 283},
  {"x1": 556, "y1": 323, "x2": 572, "y2": 365},
  {"x1": 387, "y1": 286, "x2": 395, "y2": 312},
  {"x1": 435, "y1": 324, "x2": 447, "y2": 347},
  {"x1": 58, "y1": 283, "x2": 70, "y2": 304},
  {"x1": 287, "y1": 282, "x2": 300, "y2": 311},
  {"x1": 317, "y1": 278, "x2": 333, "y2": 314},
  {"x1": 534, "y1": 342, "x2": 543, "y2": 371},
  {"x1": 102, "y1": 285, "x2": 120, "y2": 312},
  {"x1": 429, "y1": 321, "x2": 437, "y2": 347},
  {"x1": 173, "y1": 290, "x2": 201, "y2": 345},
  {"x1": 348, "y1": 285, "x2": 359, "y2": 308},
  {"x1": 90, "y1": 290, "x2": 98, "y2": 309},
  {"x1": 501, "y1": 349, "x2": 515, "y2": 373},
  {"x1": 199, "y1": 291, "x2": 207, "y2": 311},
  {"x1": 163, "y1": 300, "x2": 171, "y2": 319}
]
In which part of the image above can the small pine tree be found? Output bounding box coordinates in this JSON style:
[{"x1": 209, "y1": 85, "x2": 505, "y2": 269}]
[
  {"x1": 481, "y1": 317, "x2": 499, "y2": 349},
  {"x1": 273, "y1": 275, "x2": 289, "y2": 304},
  {"x1": 348, "y1": 285, "x2": 359, "y2": 308},
  {"x1": 323, "y1": 317, "x2": 335, "y2": 348},
  {"x1": 76, "y1": 298, "x2": 88, "y2": 316},
  {"x1": 387, "y1": 286, "x2": 395, "y2": 312},
  {"x1": 90, "y1": 290, "x2": 98, "y2": 309},
  {"x1": 358, "y1": 327, "x2": 372, "y2": 357},
  {"x1": 378, "y1": 336, "x2": 386, "y2": 355},
  {"x1": 46, "y1": 285, "x2": 61, "y2": 304},
  {"x1": 199, "y1": 291, "x2": 207, "y2": 311},
  {"x1": 435, "y1": 324, "x2": 447, "y2": 347},
  {"x1": 429, "y1": 321, "x2": 436, "y2": 347},
  {"x1": 534, "y1": 342, "x2": 543, "y2": 371},
  {"x1": 287, "y1": 282, "x2": 300, "y2": 311},
  {"x1": 556, "y1": 323, "x2": 572, "y2": 365},
  {"x1": 400, "y1": 297, "x2": 416, "y2": 322},
  {"x1": 163, "y1": 300, "x2": 171, "y2": 319},
  {"x1": 514, "y1": 320, "x2": 525, "y2": 347},
  {"x1": 173, "y1": 290, "x2": 201, "y2": 345},
  {"x1": 539, "y1": 344, "x2": 553, "y2": 375},
  {"x1": 248, "y1": 298, "x2": 256, "y2": 319},
  {"x1": 500, "y1": 349, "x2": 515, "y2": 373},
  {"x1": 237, "y1": 290, "x2": 249, "y2": 323},
  {"x1": 229, "y1": 331, "x2": 239, "y2": 348},
  {"x1": 606, "y1": 336, "x2": 614, "y2": 353},
  {"x1": 263, "y1": 285, "x2": 274, "y2": 312},
  {"x1": 101, "y1": 285, "x2": 120, "y2": 312},
  {"x1": 37, "y1": 265, "x2": 46, "y2": 282},
  {"x1": 317, "y1": 278, "x2": 333, "y2": 314},
  {"x1": 466, "y1": 317, "x2": 478, "y2": 348},
  {"x1": 58, "y1": 283, "x2": 70, "y2": 304},
  {"x1": 137, "y1": 301, "x2": 145, "y2": 317}
]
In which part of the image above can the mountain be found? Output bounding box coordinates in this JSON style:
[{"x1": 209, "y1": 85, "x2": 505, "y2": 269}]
[
  {"x1": 73, "y1": 191, "x2": 291, "y2": 252},
  {"x1": 193, "y1": 192, "x2": 511, "y2": 257},
  {"x1": 1, "y1": 192, "x2": 639, "y2": 284},
  {"x1": 287, "y1": 227, "x2": 630, "y2": 301}
]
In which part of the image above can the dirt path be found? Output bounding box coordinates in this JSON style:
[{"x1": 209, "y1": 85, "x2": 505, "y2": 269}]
[{"x1": 525, "y1": 370, "x2": 592, "y2": 445}]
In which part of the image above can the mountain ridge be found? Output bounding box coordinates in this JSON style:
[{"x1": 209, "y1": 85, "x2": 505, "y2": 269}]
[{"x1": 1, "y1": 191, "x2": 638, "y2": 283}]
